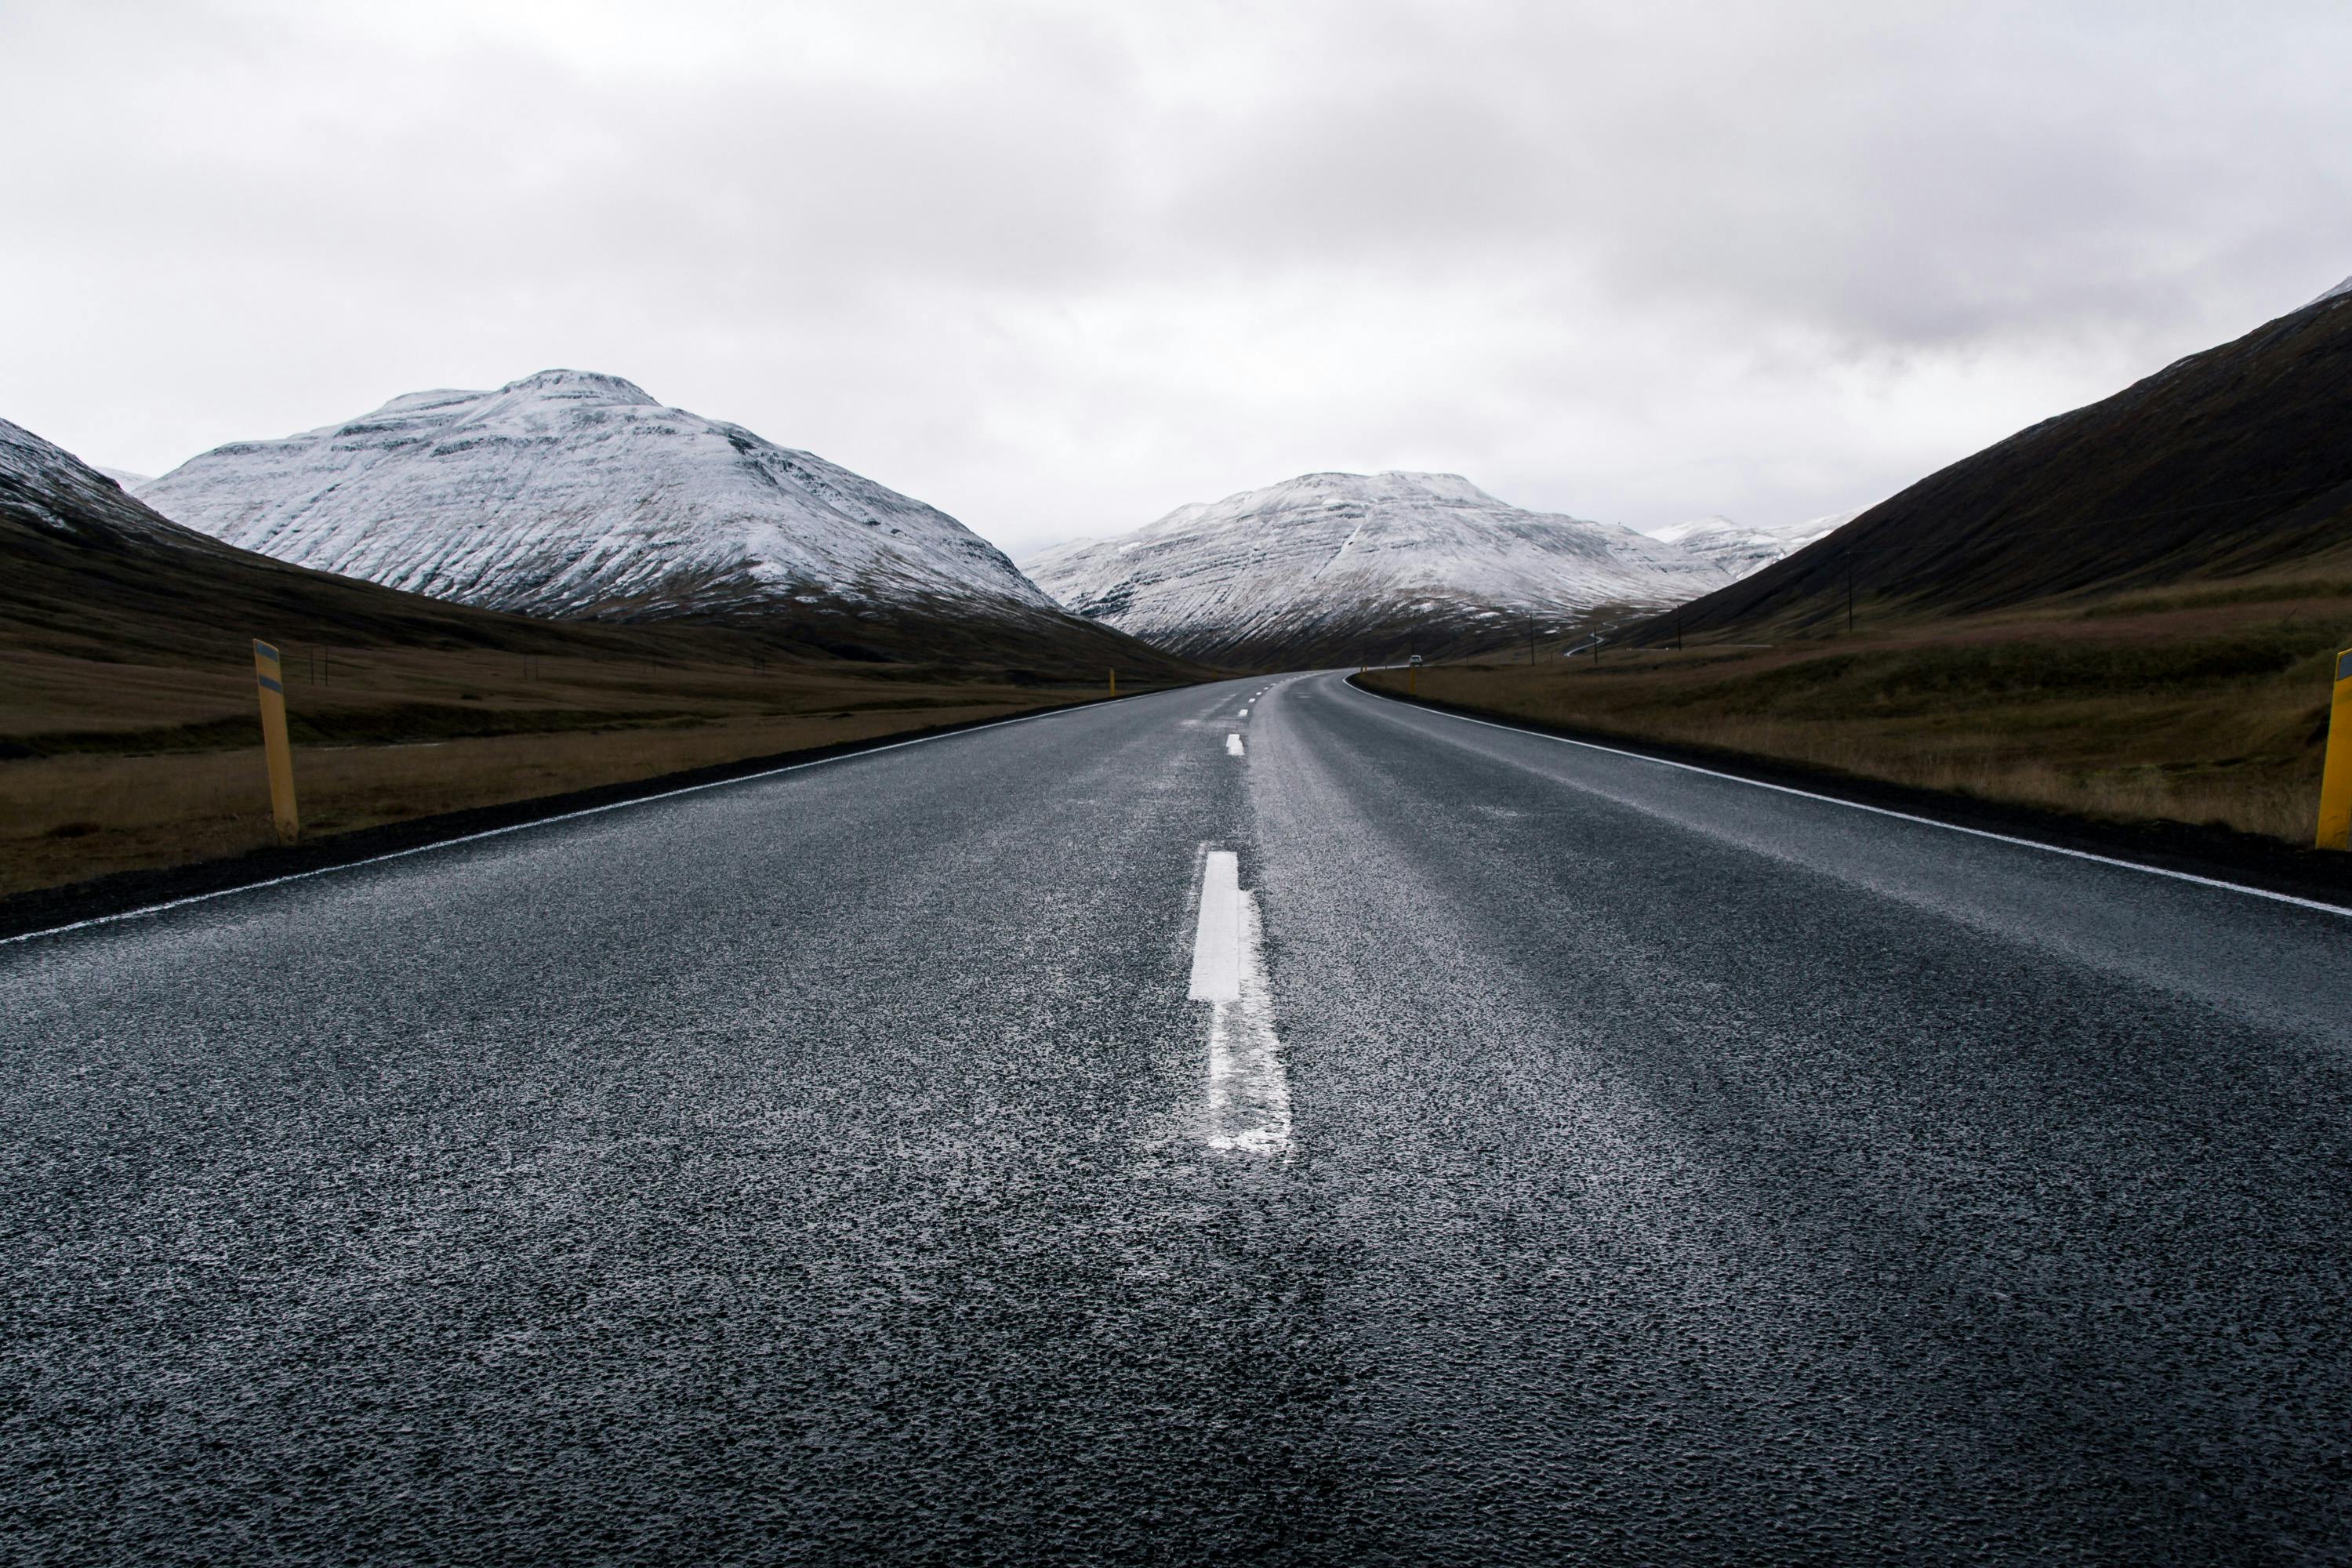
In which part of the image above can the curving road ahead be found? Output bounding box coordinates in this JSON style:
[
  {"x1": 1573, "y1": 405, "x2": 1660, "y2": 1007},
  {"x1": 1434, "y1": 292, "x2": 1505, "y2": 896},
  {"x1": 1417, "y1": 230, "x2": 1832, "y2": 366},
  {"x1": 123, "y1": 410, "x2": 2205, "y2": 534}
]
[{"x1": 5, "y1": 673, "x2": 2349, "y2": 1564}]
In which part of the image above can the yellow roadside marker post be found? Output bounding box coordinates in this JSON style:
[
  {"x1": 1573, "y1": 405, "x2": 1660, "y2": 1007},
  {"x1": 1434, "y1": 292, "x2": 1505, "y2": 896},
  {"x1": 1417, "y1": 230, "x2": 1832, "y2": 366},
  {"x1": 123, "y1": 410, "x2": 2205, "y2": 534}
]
[
  {"x1": 1109, "y1": 668, "x2": 1117, "y2": 698},
  {"x1": 2318, "y1": 648, "x2": 2352, "y2": 851},
  {"x1": 252, "y1": 640, "x2": 299, "y2": 845}
]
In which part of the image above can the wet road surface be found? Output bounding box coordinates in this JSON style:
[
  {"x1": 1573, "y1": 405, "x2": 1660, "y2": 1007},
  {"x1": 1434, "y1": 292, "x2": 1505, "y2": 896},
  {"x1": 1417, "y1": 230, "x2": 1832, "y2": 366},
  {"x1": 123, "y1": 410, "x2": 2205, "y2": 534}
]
[{"x1": 5, "y1": 672, "x2": 2349, "y2": 1563}]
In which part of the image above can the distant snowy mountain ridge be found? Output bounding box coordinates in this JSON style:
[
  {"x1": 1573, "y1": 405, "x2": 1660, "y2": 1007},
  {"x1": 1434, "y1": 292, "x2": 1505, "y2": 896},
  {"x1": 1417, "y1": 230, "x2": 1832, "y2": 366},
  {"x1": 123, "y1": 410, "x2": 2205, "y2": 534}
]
[
  {"x1": 1644, "y1": 511, "x2": 1860, "y2": 580},
  {"x1": 136, "y1": 370, "x2": 1055, "y2": 622},
  {"x1": 1022, "y1": 470, "x2": 1725, "y2": 666}
]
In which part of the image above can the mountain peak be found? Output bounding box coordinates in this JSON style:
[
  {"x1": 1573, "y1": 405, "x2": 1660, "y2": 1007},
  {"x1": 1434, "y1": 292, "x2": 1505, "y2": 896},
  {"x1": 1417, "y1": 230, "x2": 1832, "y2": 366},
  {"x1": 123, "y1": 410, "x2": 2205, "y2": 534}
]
[
  {"x1": 1233, "y1": 470, "x2": 1501, "y2": 506},
  {"x1": 1024, "y1": 468, "x2": 1718, "y2": 666},
  {"x1": 497, "y1": 368, "x2": 660, "y2": 405},
  {"x1": 136, "y1": 377, "x2": 1054, "y2": 621}
]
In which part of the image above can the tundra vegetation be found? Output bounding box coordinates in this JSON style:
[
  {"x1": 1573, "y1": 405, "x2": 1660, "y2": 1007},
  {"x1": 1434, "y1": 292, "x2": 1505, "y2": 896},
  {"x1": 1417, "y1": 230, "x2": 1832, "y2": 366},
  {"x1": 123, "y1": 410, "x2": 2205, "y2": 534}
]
[
  {"x1": 1365, "y1": 573, "x2": 2352, "y2": 846},
  {"x1": 0, "y1": 643, "x2": 1127, "y2": 896}
]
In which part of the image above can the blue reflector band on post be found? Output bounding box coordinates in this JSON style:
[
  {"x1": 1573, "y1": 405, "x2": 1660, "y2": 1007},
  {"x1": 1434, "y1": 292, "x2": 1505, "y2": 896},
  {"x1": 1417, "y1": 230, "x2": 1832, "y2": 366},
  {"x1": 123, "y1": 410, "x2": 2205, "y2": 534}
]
[{"x1": 257, "y1": 675, "x2": 283, "y2": 693}]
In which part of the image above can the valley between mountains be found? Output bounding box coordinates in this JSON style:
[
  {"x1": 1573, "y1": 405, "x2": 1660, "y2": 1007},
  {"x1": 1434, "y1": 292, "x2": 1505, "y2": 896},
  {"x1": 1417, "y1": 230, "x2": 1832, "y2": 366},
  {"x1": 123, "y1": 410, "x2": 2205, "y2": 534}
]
[{"x1": 5, "y1": 274, "x2": 2351, "y2": 912}]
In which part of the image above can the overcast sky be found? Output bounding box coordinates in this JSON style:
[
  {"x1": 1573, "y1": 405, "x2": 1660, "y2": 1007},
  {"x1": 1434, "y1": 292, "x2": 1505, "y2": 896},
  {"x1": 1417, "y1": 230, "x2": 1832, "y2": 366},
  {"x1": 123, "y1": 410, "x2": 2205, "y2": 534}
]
[{"x1": 3, "y1": 0, "x2": 2347, "y2": 558}]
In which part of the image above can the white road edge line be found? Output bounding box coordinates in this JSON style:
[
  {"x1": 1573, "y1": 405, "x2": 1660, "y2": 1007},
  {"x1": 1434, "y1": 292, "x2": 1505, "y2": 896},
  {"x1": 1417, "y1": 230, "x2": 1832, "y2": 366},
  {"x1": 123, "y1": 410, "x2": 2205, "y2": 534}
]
[
  {"x1": 1186, "y1": 848, "x2": 1290, "y2": 1155},
  {"x1": 1227, "y1": 734, "x2": 1245, "y2": 757},
  {"x1": 1350, "y1": 678, "x2": 2352, "y2": 920},
  {"x1": 2, "y1": 699, "x2": 1127, "y2": 949}
]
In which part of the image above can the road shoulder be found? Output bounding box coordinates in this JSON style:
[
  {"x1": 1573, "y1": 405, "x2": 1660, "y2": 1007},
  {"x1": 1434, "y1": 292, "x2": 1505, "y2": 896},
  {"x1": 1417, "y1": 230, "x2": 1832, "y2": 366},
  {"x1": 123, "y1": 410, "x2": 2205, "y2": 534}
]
[
  {"x1": 0, "y1": 691, "x2": 1152, "y2": 943},
  {"x1": 1346, "y1": 673, "x2": 2352, "y2": 913}
]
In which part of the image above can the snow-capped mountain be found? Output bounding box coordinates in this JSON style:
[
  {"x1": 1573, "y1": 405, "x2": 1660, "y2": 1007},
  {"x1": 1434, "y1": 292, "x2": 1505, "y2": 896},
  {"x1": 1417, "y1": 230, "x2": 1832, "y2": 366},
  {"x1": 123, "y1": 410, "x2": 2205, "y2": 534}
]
[
  {"x1": 2, "y1": 412, "x2": 610, "y2": 667},
  {"x1": 3, "y1": 420, "x2": 186, "y2": 549},
  {"x1": 1022, "y1": 470, "x2": 1723, "y2": 666},
  {"x1": 1645, "y1": 511, "x2": 1860, "y2": 582},
  {"x1": 137, "y1": 370, "x2": 1056, "y2": 624}
]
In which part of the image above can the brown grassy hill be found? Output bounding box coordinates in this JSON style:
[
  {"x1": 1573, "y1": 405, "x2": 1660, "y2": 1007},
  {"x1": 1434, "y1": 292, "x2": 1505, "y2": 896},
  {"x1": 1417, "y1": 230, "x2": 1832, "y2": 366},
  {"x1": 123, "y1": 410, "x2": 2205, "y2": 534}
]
[
  {"x1": 1, "y1": 418, "x2": 1205, "y2": 896},
  {"x1": 1635, "y1": 288, "x2": 2352, "y2": 644},
  {"x1": 1381, "y1": 288, "x2": 2352, "y2": 857},
  {"x1": 1374, "y1": 580, "x2": 2352, "y2": 851}
]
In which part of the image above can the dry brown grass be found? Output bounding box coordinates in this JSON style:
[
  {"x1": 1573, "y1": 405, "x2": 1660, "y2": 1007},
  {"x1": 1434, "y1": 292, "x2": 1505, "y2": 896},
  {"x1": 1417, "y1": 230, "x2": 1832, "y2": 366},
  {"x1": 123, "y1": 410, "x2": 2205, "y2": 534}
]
[
  {"x1": 0, "y1": 644, "x2": 1128, "y2": 896},
  {"x1": 1595, "y1": 713, "x2": 2328, "y2": 842},
  {"x1": 1370, "y1": 592, "x2": 2352, "y2": 845}
]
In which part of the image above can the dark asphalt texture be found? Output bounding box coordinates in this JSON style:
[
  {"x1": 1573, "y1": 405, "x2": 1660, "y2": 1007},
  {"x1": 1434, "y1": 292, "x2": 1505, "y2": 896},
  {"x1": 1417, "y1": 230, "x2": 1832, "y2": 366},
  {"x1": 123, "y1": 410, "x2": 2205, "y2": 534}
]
[{"x1": 5, "y1": 673, "x2": 2349, "y2": 1565}]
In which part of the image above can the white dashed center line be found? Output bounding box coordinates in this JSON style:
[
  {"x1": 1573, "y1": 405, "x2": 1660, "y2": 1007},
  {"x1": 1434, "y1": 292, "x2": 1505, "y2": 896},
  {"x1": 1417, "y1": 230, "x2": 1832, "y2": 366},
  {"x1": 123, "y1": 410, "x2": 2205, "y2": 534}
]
[
  {"x1": 1186, "y1": 849, "x2": 1291, "y2": 1156},
  {"x1": 1227, "y1": 734, "x2": 1244, "y2": 756}
]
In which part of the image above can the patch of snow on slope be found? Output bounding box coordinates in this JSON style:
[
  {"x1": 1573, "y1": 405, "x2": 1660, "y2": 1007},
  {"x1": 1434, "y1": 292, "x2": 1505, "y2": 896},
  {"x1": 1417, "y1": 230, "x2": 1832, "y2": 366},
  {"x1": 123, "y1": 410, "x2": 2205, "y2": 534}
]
[
  {"x1": 136, "y1": 369, "x2": 1051, "y2": 620},
  {"x1": 2308, "y1": 274, "x2": 2352, "y2": 308},
  {"x1": 1, "y1": 419, "x2": 191, "y2": 545}
]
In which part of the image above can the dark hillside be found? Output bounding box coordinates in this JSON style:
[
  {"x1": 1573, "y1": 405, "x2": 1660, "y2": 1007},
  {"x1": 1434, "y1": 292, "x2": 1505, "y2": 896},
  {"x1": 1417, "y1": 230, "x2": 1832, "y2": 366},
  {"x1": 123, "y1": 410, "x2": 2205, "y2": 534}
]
[{"x1": 1635, "y1": 288, "x2": 2352, "y2": 642}]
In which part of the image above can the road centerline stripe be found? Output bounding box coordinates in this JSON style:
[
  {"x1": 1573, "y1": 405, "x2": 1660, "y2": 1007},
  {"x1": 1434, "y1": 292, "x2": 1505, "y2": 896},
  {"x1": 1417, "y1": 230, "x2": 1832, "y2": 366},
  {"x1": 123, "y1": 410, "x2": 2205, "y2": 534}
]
[
  {"x1": 1188, "y1": 851, "x2": 1241, "y2": 1002},
  {"x1": 1185, "y1": 848, "x2": 1290, "y2": 1155}
]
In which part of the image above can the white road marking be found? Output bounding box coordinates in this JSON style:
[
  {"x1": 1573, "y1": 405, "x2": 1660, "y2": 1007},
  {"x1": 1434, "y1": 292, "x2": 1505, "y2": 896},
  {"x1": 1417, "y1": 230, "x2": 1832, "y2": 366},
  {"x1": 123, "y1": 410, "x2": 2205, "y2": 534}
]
[
  {"x1": 1351, "y1": 680, "x2": 2352, "y2": 920},
  {"x1": 2, "y1": 699, "x2": 1131, "y2": 949},
  {"x1": 1227, "y1": 734, "x2": 1245, "y2": 757},
  {"x1": 1239, "y1": 708, "x2": 1249, "y2": 717},
  {"x1": 1186, "y1": 849, "x2": 1289, "y2": 1155},
  {"x1": 1189, "y1": 851, "x2": 1240, "y2": 1001}
]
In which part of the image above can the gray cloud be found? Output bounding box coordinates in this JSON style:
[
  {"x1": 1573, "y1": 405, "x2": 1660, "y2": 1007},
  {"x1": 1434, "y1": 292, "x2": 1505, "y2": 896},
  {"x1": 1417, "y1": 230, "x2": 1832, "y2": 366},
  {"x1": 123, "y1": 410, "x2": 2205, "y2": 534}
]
[{"x1": 2, "y1": 0, "x2": 2347, "y2": 557}]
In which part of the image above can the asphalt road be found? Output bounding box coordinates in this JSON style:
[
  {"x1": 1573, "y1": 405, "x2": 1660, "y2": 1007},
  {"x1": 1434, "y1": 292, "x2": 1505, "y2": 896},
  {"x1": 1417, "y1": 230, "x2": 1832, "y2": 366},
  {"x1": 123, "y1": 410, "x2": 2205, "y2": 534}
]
[{"x1": 5, "y1": 672, "x2": 2349, "y2": 1564}]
